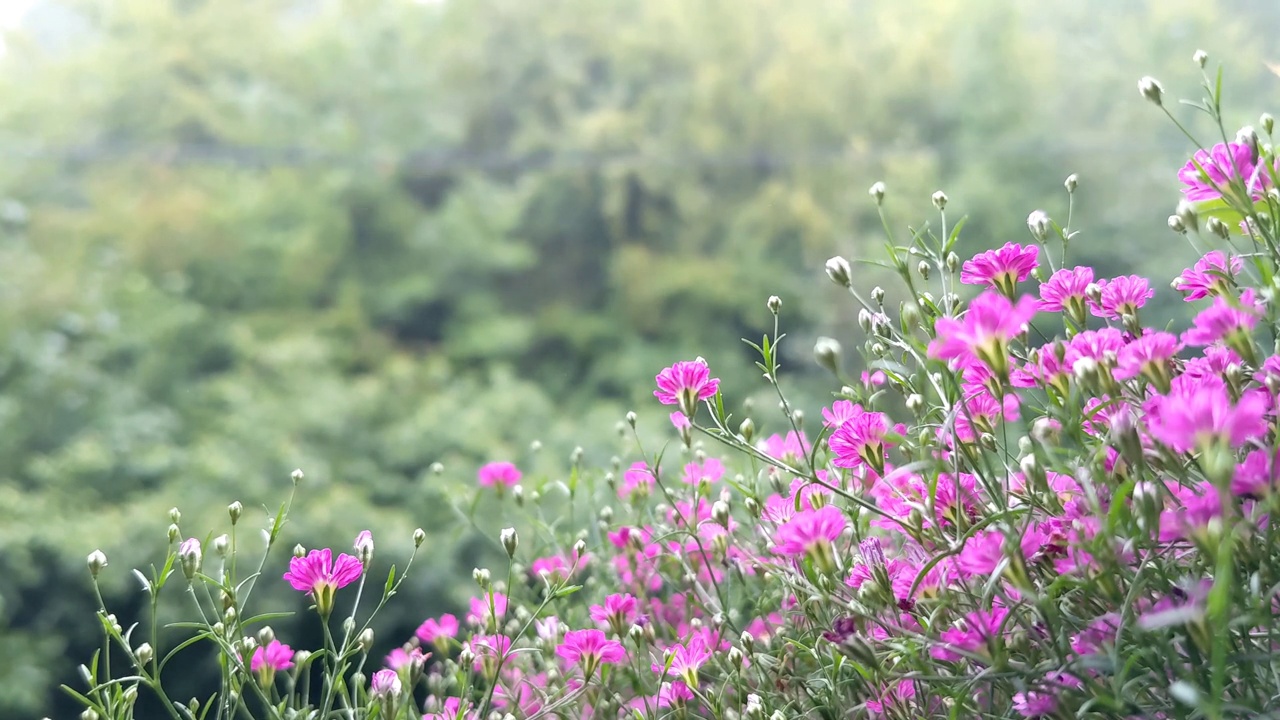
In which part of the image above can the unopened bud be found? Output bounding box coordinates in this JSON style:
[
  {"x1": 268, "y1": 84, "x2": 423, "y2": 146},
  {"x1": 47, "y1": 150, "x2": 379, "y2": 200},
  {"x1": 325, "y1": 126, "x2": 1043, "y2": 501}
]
[
  {"x1": 1193, "y1": 49, "x2": 1208, "y2": 68},
  {"x1": 169, "y1": 507, "x2": 181, "y2": 524},
  {"x1": 573, "y1": 538, "x2": 587, "y2": 557},
  {"x1": 413, "y1": 528, "x2": 426, "y2": 548},
  {"x1": 473, "y1": 568, "x2": 491, "y2": 589},
  {"x1": 291, "y1": 468, "x2": 304, "y2": 484},
  {"x1": 625, "y1": 411, "x2": 637, "y2": 428},
  {"x1": 228, "y1": 501, "x2": 243, "y2": 525},
  {"x1": 357, "y1": 628, "x2": 375, "y2": 653},
  {"x1": 136, "y1": 642, "x2": 154, "y2": 667},
  {"x1": 1175, "y1": 200, "x2": 1198, "y2": 234},
  {"x1": 1237, "y1": 126, "x2": 1261, "y2": 159},
  {"x1": 500, "y1": 528, "x2": 518, "y2": 558},
  {"x1": 1206, "y1": 216, "x2": 1229, "y2": 240},
  {"x1": 868, "y1": 181, "x2": 886, "y2": 203},
  {"x1": 293, "y1": 544, "x2": 306, "y2": 559},
  {"x1": 1064, "y1": 173, "x2": 1078, "y2": 193},
  {"x1": 212, "y1": 534, "x2": 229, "y2": 556},
  {"x1": 917, "y1": 260, "x2": 930, "y2": 280},
  {"x1": 738, "y1": 417, "x2": 755, "y2": 443},
  {"x1": 766, "y1": 295, "x2": 782, "y2": 314},
  {"x1": 931, "y1": 190, "x2": 948, "y2": 210},
  {"x1": 945, "y1": 252, "x2": 960, "y2": 272},
  {"x1": 167, "y1": 524, "x2": 180, "y2": 544},
  {"x1": 905, "y1": 394, "x2": 924, "y2": 414},
  {"x1": 87, "y1": 550, "x2": 108, "y2": 578},
  {"x1": 1262, "y1": 113, "x2": 1275, "y2": 136},
  {"x1": 1138, "y1": 76, "x2": 1164, "y2": 106},
  {"x1": 813, "y1": 337, "x2": 842, "y2": 375},
  {"x1": 353, "y1": 530, "x2": 374, "y2": 565},
  {"x1": 825, "y1": 256, "x2": 852, "y2": 288},
  {"x1": 81, "y1": 710, "x2": 99, "y2": 720},
  {"x1": 179, "y1": 538, "x2": 202, "y2": 580},
  {"x1": 1027, "y1": 210, "x2": 1051, "y2": 241},
  {"x1": 1167, "y1": 214, "x2": 1185, "y2": 234},
  {"x1": 257, "y1": 626, "x2": 275, "y2": 646},
  {"x1": 712, "y1": 500, "x2": 731, "y2": 529}
]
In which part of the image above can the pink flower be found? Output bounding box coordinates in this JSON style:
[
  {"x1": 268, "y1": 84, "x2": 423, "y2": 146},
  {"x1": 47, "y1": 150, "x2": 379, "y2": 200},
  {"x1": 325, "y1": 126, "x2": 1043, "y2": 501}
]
[
  {"x1": 960, "y1": 242, "x2": 1039, "y2": 296},
  {"x1": 669, "y1": 411, "x2": 691, "y2": 430},
  {"x1": 619, "y1": 462, "x2": 655, "y2": 500},
  {"x1": 654, "y1": 360, "x2": 720, "y2": 416},
  {"x1": 822, "y1": 399, "x2": 863, "y2": 428},
  {"x1": 249, "y1": 639, "x2": 294, "y2": 687},
  {"x1": 1178, "y1": 142, "x2": 1271, "y2": 202},
  {"x1": 1113, "y1": 331, "x2": 1181, "y2": 387},
  {"x1": 1090, "y1": 275, "x2": 1154, "y2": 319},
  {"x1": 467, "y1": 592, "x2": 509, "y2": 627},
  {"x1": 590, "y1": 593, "x2": 640, "y2": 632},
  {"x1": 930, "y1": 607, "x2": 1008, "y2": 661},
  {"x1": 1148, "y1": 377, "x2": 1268, "y2": 453},
  {"x1": 653, "y1": 637, "x2": 713, "y2": 688},
  {"x1": 681, "y1": 458, "x2": 724, "y2": 485},
  {"x1": 1233, "y1": 448, "x2": 1280, "y2": 497},
  {"x1": 1177, "y1": 251, "x2": 1242, "y2": 301},
  {"x1": 477, "y1": 461, "x2": 521, "y2": 488},
  {"x1": 370, "y1": 669, "x2": 401, "y2": 698},
  {"x1": 929, "y1": 291, "x2": 1038, "y2": 381},
  {"x1": 557, "y1": 629, "x2": 626, "y2": 673},
  {"x1": 282, "y1": 549, "x2": 363, "y2": 616},
  {"x1": 422, "y1": 697, "x2": 472, "y2": 720},
  {"x1": 828, "y1": 411, "x2": 894, "y2": 475},
  {"x1": 1038, "y1": 266, "x2": 1094, "y2": 316},
  {"x1": 466, "y1": 634, "x2": 512, "y2": 675},
  {"x1": 771, "y1": 505, "x2": 846, "y2": 562},
  {"x1": 385, "y1": 646, "x2": 428, "y2": 671},
  {"x1": 251, "y1": 639, "x2": 295, "y2": 673},
  {"x1": 956, "y1": 530, "x2": 1006, "y2": 578},
  {"x1": 416, "y1": 614, "x2": 459, "y2": 646},
  {"x1": 1182, "y1": 288, "x2": 1263, "y2": 347}
]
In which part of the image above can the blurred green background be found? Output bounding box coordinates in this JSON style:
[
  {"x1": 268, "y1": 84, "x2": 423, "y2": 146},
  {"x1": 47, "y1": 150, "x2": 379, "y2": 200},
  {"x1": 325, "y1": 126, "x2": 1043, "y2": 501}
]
[{"x1": 0, "y1": 0, "x2": 1276, "y2": 716}]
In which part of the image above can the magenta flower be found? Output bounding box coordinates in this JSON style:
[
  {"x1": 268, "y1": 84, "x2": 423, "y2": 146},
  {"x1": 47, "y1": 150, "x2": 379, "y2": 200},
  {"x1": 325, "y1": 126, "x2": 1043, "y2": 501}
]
[
  {"x1": 828, "y1": 411, "x2": 894, "y2": 475},
  {"x1": 282, "y1": 549, "x2": 363, "y2": 617},
  {"x1": 771, "y1": 505, "x2": 847, "y2": 569},
  {"x1": 557, "y1": 629, "x2": 626, "y2": 675},
  {"x1": 1090, "y1": 275, "x2": 1154, "y2": 319},
  {"x1": 930, "y1": 606, "x2": 1009, "y2": 661},
  {"x1": 681, "y1": 458, "x2": 724, "y2": 485},
  {"x1": 654, "y1": 359, "x2": 720, "y2": 417},
  {"x1": 370, "y1": 668, "x2": 401, "y2": 698},
  {"x1": 929, "y1": 291, "x2": 1038, "y2": 381},
  {"x1": 467, "y1": 592, "x2": 509, "y2": 627},
  {"x1": 477, "y1": 461, "x2": 521, "y2": 488},
  {"x1": 960, "y1": 242, "x2": 1039, "y2": 297},
  {"x1": 1177, "y1": 251, "x2": 1242, "y2": 301},
  {"x1": 619, "y1": 462, "x2": 655, "y2": 500},
  {"x1": 423, "y1": 697, "x2": 471, "y2": 720},
  {"x1": 956, "y1": 530, "x2": 1006, "y2": 578},
  {"x1": 653, "y1": 637, "x2": 713, "y2": 688},
  {"x1": 416, "y1": 613, "x2": 459, "y2": 647},
  {"x1": 1148, "y1": 377, "x2": 1268, "y2": 453},
  {"x1": 384, "y1": 646, "x2": 428, "y2": 671},
  {"x1": 1178, "y1": 142, "x2": 1271, "y2": 202},
  {"x1": 1038, "y1": 266, "x2": 1094, "y2": 319},
  {"x1": 249, "y1": 639, "x2": 294, "y2": 687},
  {"x1": 822, "y1": 399, "x2": 863, "y2": 428},
  {"x1": 590, "y1": 593, "x2": 639, "y2": 633},
  {"x1": 1182, "y1": 288, "x2": 1263, "y2": 347},
  {"x1": 1232, "y1": 448, "x2": 1280, "y2": 497},
  {"x1": 1113, "y1": 331, "x2": 1181, "y2": 389}
]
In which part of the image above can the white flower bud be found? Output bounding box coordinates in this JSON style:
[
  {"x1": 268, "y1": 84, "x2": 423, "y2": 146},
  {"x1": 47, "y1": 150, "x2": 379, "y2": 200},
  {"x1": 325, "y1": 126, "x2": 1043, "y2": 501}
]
[
  {"x1": 413, "y1": 528, "x2": 426, "y2": 548},
  {"x1": 868, "y1": 181, "x2": 886, "y2": 203},
  {"x1": 500, "y1": 528, "x2": 518, "y2": 559},
  {"x1": 1027, "y1": 210, "x2": 1051, "y2": 241},
  {"x1": 813, "y1": 336, "x2": 842, "y2": 375},
  {"x1": 825, "y1": 256, "x2": 852, "y2": 288},
  {"x1": 227, "y1": 501, "x2": 243, "y2": 525},
  {"x1": 1138, "y1": 76, "x2": 1164, "y2": 106},
  {"x1": 931, "y1": 190, "x2": 948, "y2": 210},
  {"x1": 87, "y1": 550, "x2": 108, "y2": 578},
  {"x1": 1064, "y1": 173, "x2": 1078, "y2": 193},
  {"x1": 1168, "y1": 214, "x2": 1186, "y2": 234},
  {"x1": 766, "y1": 295, "x2": 782, "y2": 314},
  {"x1": 1193, "y1": 49, "x2": 1208, "y2": 68},
  {"x1": 291, "y1": 468, "x2": 305, "y2": 484}
]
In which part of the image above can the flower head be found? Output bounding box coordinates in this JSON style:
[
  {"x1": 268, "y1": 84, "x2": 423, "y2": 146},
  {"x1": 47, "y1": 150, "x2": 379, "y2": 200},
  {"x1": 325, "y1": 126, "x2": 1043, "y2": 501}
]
[
  {"x1": 929, "y1": 292, "x2": 1038, "y2": 382},
  {"x1": 1182, "y1": 288, "x2": 1263, "y2": 349},
  {"x1": 961, "y1": 243, "x2": 1039, "y2": 297},
  {"x1": 557, "y1": 629, "x2": 626, "y2": 676},
  {"x1": 282, "y1": 549, "x2": 363, "y2": 617},
  {"x1": 1178, "y1": 142, "x2": 1271, "y2": 202},
  {"x1": 828, "y1": 411, "x2": 895, "y2": 476},
  {"x1": 1148, "y1": 376, "x2": 1268, "y2": 454},
  {"x1": 653, "y1": 637, "x2": 712, "y2": 689},
  {"x1": 250, "y1": 639, "x2": 294, "y2": 687},
  {"x1": 416, "y1": 614, "x2": 459, "y2": 647},
  {"x1": 1091, "y1": 275, "x2": 1154, "y2": 319},
  {"x1": 772, "y1": 505, "x2": 846, "y2": 571},
  {"x1": 478, "y1": 461, "x2": 521, "y2": 489},
  {"x1": 1176, "y1": 251, "x2": 1242, "y2": 301},
  {"x1": 654, "y1": 360, "x2": 720, "y2": 417},
  {"x1": 1038, "y1": 266, "x2": 1094, "y2": 321}
]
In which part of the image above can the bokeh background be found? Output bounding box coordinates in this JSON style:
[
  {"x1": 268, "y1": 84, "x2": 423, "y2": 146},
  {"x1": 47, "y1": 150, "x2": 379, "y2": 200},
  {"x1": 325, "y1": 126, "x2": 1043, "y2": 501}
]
[{"x1": 0, "y1": 0, "x2": 1277, "y2": 716}]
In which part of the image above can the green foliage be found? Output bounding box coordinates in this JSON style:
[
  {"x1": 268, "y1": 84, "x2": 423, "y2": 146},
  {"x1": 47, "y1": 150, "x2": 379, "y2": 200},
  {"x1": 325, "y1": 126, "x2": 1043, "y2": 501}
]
[{"x1": 0, "y1": 0, "x2": 1277, "y2": 716}]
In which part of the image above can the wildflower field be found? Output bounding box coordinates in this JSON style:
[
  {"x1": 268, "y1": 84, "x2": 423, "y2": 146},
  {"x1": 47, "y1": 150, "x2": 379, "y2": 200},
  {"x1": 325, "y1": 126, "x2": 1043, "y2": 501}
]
[{"x1": 65, "y1": 59, "x2": 1280, "y2": 720}]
